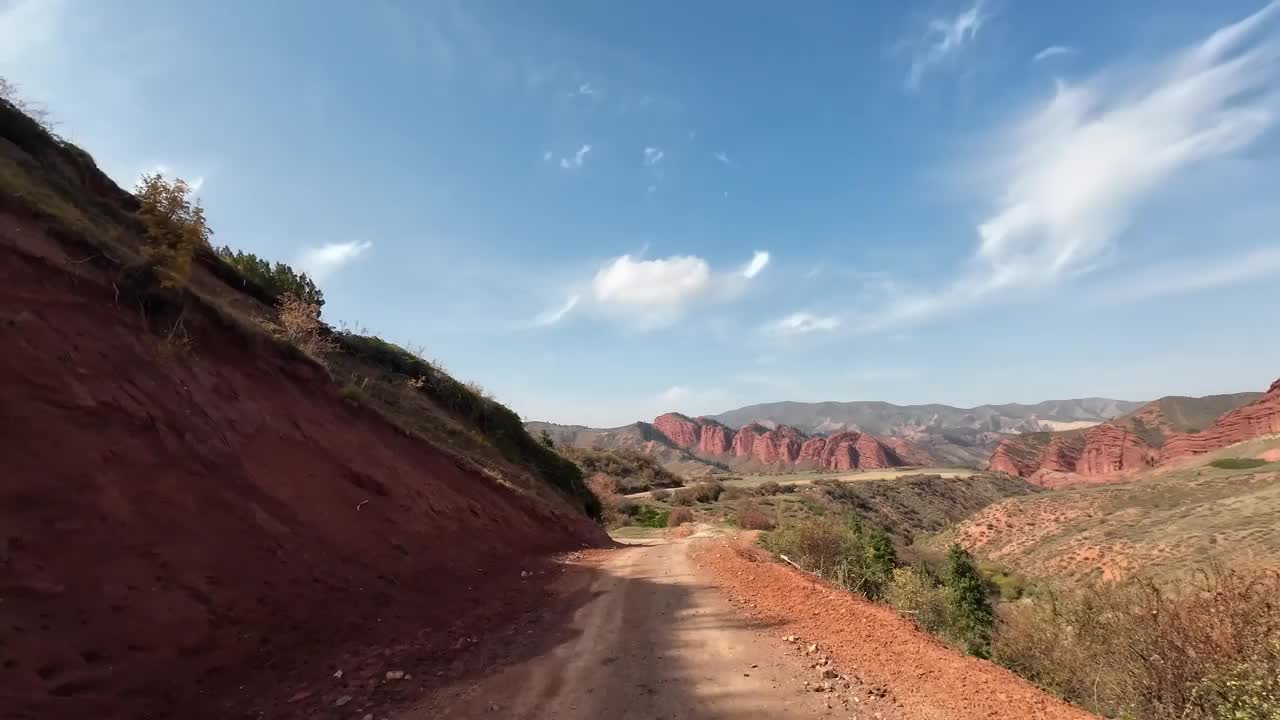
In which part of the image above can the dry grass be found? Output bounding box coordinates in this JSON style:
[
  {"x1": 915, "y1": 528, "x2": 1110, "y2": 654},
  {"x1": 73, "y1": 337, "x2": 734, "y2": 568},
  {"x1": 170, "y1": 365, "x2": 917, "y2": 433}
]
[
  {"x1": 948, "y1": 464, "x2": 1280, "y2": 583},
  {"x1": 995, "y1": 565, "x2": 1280, "y2": 720}
]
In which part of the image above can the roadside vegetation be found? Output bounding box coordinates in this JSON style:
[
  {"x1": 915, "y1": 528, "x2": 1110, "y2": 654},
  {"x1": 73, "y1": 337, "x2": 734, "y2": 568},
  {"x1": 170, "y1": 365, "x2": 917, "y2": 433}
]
[{"x1": 748, "y1": 466, "x2": 1280, "y2": 719}]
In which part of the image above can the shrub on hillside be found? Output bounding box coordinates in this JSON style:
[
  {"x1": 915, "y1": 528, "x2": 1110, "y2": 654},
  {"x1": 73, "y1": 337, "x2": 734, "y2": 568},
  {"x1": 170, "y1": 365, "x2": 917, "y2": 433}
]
[
  {"x1": 215, "y1": 245, "x2": 324, "y2": 310},
  {"x1": 632, "y1": 505, "x2": 669, "y2": 529},
  {"x1": 667, "y1": 507, "x2": 694, "y2": 527},
  {"x1": 761, "y1": 517, "x2": 898, "y2": 600},
  {"x1": 994, "y1": 565, "x2": 1280, "y2": 720},
  {"x1": 756, "y1": 481, "x2": 783, "y2": 496},
  {"x1": 886, "y1": 565, "x2": 949, "y2": 635},
  {"x1": 650, "y1": 488, "x2": 672, "y2": 502},
  {"x1": 943, "y1": 543, "x2": 995, "y2": 657},
  {"x1": 735, "y1": 501, "x2": 776, "y2": 530},
  {"x1": 720, "y1": 485, "x2": 752, "y2": 501},
  {"x1": 1207, "y1": 457, "x2": 1268, "y2": 470},
  {"x1": 692, "y1": 481, "x2": 725, "y2": 503},
  {"x1": 587, "y1": 474, "x2": 625, "y2": 527},
  {"x1": 276, "y1": 294, "x2": 337, "y2": 359},
  {"x1": 135, "y1": 173, "x2": 211, "y2": 286},
  {"x1": 671, "y1": 487, "x2": 697, "y2": 506}
]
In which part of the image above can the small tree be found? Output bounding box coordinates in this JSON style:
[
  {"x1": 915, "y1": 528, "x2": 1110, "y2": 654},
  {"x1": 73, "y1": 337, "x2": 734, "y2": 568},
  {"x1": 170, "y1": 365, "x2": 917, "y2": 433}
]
[
  {"x1": 537, "y1": 429, "x2": 555, "y2": 450},
  {"x1": 135, "y1": 173, "x2": 211, "y2": 286},
  {"x1": 944, "y1": 543, "x2": 995, "y2": 657}
]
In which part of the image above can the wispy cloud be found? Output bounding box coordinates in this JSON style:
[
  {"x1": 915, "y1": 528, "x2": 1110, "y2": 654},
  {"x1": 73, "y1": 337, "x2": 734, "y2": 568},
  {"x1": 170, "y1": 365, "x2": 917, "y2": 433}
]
[
  {"x1": 559, "y1": 144, "x2": 592, "y2": 169},
  {"x1": 767, "y1": 312, "x2": 841, "y2": 336},
  {"x1": 1034, "y1": 45, "x2": 1075, "y2": 62},
  {"x1": 0, "y1": 0, "x2": 63, "y2": 66},
  {"x1": 531, "y1": 294, "x2": 580, "y2": 326},
  {"x1": 741, "y1": 250, "x2": 770, "y2": 279},
  {"x1": 907, "y1": 1, "x2": 986, "y2": 89},
  {"x1": 643, "y1": 146, "x2": 664, "y2": 166},
  {"x1": 713, "y1": 151, "x2": 733, "y2": 167},
  {"x1": 569, "y1": 81, "x2": 597, "y2": 97},
  {"x1": 542, "y1": 150, "x2": 553, "y2": 162},
  {"x1": 297, "y1": 240, "x2": 373, "y2": 282},
  {"x1": 1099, "y1": 246, "x2": 1280, "y2": 302},
  {"x1": 870, "y1": 2, "x2": 1280, "y2": 331},
  {"x1": 579, "y1": 250, "x2": 769, "y2": 329},
  {"x1": 657, "y1": 385, "x2": 690, "y2": 406}
]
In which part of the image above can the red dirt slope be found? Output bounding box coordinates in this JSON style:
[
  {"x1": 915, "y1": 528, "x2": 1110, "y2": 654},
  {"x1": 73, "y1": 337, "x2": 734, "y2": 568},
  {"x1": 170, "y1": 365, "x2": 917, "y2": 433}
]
[
  {"x1": 0, "y1": 239, "x2": 605, "y2": 720},
  {"x1": 696, "y1": 540, "x2": 1097, "y2": 720}
]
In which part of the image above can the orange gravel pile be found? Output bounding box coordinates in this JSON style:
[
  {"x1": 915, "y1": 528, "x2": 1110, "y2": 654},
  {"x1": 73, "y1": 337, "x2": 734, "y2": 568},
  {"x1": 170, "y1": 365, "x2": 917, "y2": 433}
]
[{"x1": 693, "y1": 540, "x2": 1098, "y2": 720}]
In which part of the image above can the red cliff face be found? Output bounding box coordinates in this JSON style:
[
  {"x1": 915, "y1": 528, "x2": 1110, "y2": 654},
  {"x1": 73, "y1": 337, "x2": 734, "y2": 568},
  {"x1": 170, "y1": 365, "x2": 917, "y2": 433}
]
[
  {"x1": 732, "y1": 423, "x2": 767, "y2": 457},
  {"x1": 798, "y1": 437, "x2": 827, "y2": 466},
  {"x1": 820, "y1": 432, "x2": 862, "y2": 470},
  {"x1": 1160, "y1": 379, "x2": 1280, "y2": 461},
  {"x1": 696, "y1": 419, "x2": 734, "y2": 455},
  {"x1": 1074, "y1": 425, "x2": 1155, "y2": 475},
  {"x1": 648, "y1": 415, "x2": 922, "y2": 470},
  {"x1": 653, "y1": 412, "x2": 700, "y2": 449},
  {"x1": 752, "y1": 426, "x2": 804, "y2": 465},
  {"x1": 988, "y1": 377, "x2": 1280, "y2": 484},
  {"x1": 853, "y1": 434, "x2": 901, "y2": 469}
]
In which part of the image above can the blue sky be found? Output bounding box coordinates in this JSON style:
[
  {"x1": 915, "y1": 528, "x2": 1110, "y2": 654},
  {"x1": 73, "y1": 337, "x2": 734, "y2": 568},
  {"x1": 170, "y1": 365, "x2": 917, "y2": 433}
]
[{"x1": 3, "y1": 0, "x2": 1279, "y2": 426}]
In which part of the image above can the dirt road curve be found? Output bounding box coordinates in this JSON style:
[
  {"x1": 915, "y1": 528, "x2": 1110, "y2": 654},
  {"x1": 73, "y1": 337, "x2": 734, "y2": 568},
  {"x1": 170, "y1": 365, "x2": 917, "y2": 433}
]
[{"x1": 414, "y1": 532, "x2": 1095, "y2": 720}]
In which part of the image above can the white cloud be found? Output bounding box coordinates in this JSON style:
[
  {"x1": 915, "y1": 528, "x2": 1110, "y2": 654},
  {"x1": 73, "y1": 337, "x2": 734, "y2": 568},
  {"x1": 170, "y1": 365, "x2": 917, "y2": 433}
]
[
  {"x1": 871, "y1": 2, "x2": 1280, "y2": 331},
  {"x1": 714, "y1": 151, "x2": 733, "y2": 166},
  {"x1": 657, "y1": 385, "x2": 690, "y2": 406},
  {"x1": 559, "y1": 144, "x2": 592, "y2": 169},
  {"x1": 542, "y1": 150, "x2": 553, "y2": 162},
  {"x1": 1099, "y1": 246, "x2": 1280, "y2": 302},
  {"x1": 297, "y1": 240, "x2": 373, "y2": 282},
  {"x1": 767, "y1": 312, "x2": 841, "y2": 336},
  {"x1": 593, "y1": 254, "x2": 711, "y2": 308},
  {"x1": 571, "y1": 82, "x2": 597, "y2": 97},
  {"x1": 741, "y1": 250, "x2": 770, "y2": 278},
  {"x1": 1034, "y1": 45, "x2": 1074, "y2": 62},
  {"x1": 643, "y1": 146, "x2": 664, "y2": 166},
  {"x1": 531, "y1": 294, "x2": 580, "y2": 326},
  {"x1": 907, "y1": 1, "x2": 986, "y2": 89}
]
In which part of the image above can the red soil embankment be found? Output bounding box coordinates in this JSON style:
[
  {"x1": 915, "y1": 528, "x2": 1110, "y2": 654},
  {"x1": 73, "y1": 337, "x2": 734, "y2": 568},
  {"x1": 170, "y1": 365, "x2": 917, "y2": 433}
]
[
  {"x1": 694, "y1": 540, "x2": 1097, "y2": 720},
  {"x1": 0, "y1": 239, "x2": 605, "y2": 720}
]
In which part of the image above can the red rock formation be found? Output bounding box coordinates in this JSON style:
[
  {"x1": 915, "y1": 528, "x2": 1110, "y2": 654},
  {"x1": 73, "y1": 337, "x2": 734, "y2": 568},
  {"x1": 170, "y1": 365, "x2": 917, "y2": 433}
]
[
  {"x1": 1041, "y1": 435, "x2": 1086, "y2": 473},
  {"x1": 1160, "y1": 379, "x2": 1280, "y2": 462},
  {"x1": 821, "y1": 432, "x2": 862, "y2": 470},
  {"x1": 989, "y1": 377, "x2": 1280, "y2": 483},
  {"x1": 988, "y1": 437, "x2": 1047, "y2": 477},
  {"x1": 653, "y1": 412, "x2": 700, "y2": 449},
  {"x1": 797, "y1": 437, "x2": 827, "y2": 465},
  {"x1": 732, "y1": 423, "x2": 768, "y2": 457},
  {"x1": 647, "y1": 414, "x2": 922, "y2": 470},
  {"x1": 1074, "y1": 425, "x2": 1156, "y2": 475},
  {"x1": 853, "y1": 433, "x2": 901, "y2": 469},
  {"x1": 695, "y1": 418, "x2": 734, "y2": 455},
  {"x1": 752, "y1": 426, "x2": 804, "y2": 464}
]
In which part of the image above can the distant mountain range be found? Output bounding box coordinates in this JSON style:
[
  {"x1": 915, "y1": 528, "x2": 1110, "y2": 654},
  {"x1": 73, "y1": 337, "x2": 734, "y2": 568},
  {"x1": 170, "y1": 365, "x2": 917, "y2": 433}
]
[{"x1": 529, "y1": 396, "x2": 1150, "y2": 473}]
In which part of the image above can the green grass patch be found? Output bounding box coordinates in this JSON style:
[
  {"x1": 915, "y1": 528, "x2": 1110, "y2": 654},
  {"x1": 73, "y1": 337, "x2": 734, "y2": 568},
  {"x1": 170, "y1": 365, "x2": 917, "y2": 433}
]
[{"x1": 1207, "y1": 457, "x2": 1268, "y2": 470}]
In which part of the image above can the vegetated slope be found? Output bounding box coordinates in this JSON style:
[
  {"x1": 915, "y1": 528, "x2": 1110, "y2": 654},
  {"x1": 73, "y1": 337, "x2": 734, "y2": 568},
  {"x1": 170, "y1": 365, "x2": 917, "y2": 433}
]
[
  {"x1": 954, "y1": 442, "x2": 1280, "y2": 583},
  {"x1": 802, "y1": 473, "x2": 1042, "y2": 545},
  {"x1": 0, "y1": 99, "x2": 605, "y2": 719},
  {"x1": 558, "y1": 446, "x2": 685, "y2": 493},
  {"x1": 989, "y1": 384, "x2": 1276, "y2": 486}
]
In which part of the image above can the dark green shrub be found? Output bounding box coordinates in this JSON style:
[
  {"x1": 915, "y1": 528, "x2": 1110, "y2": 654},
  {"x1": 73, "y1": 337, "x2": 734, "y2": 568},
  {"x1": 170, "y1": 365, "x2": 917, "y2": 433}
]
[
  {"x1": 215, "y1": 245, "x2": 324, "y2": 310},
  {"x1": 1208, "y1": 457, "x2": 1268, "y2": 470},
  {"x1": 944, "y1": 544, "x2": 995, "y2": 657},
  {"x1": 633, "y1": 505, "x2": 669, "y2": 528}
]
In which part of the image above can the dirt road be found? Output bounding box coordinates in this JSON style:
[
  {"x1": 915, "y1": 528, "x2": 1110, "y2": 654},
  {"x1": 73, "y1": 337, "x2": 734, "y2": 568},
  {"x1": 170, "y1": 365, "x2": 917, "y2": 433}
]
[{"x1": 416, "y1": 531, "x2": 876, "y2": 719}]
